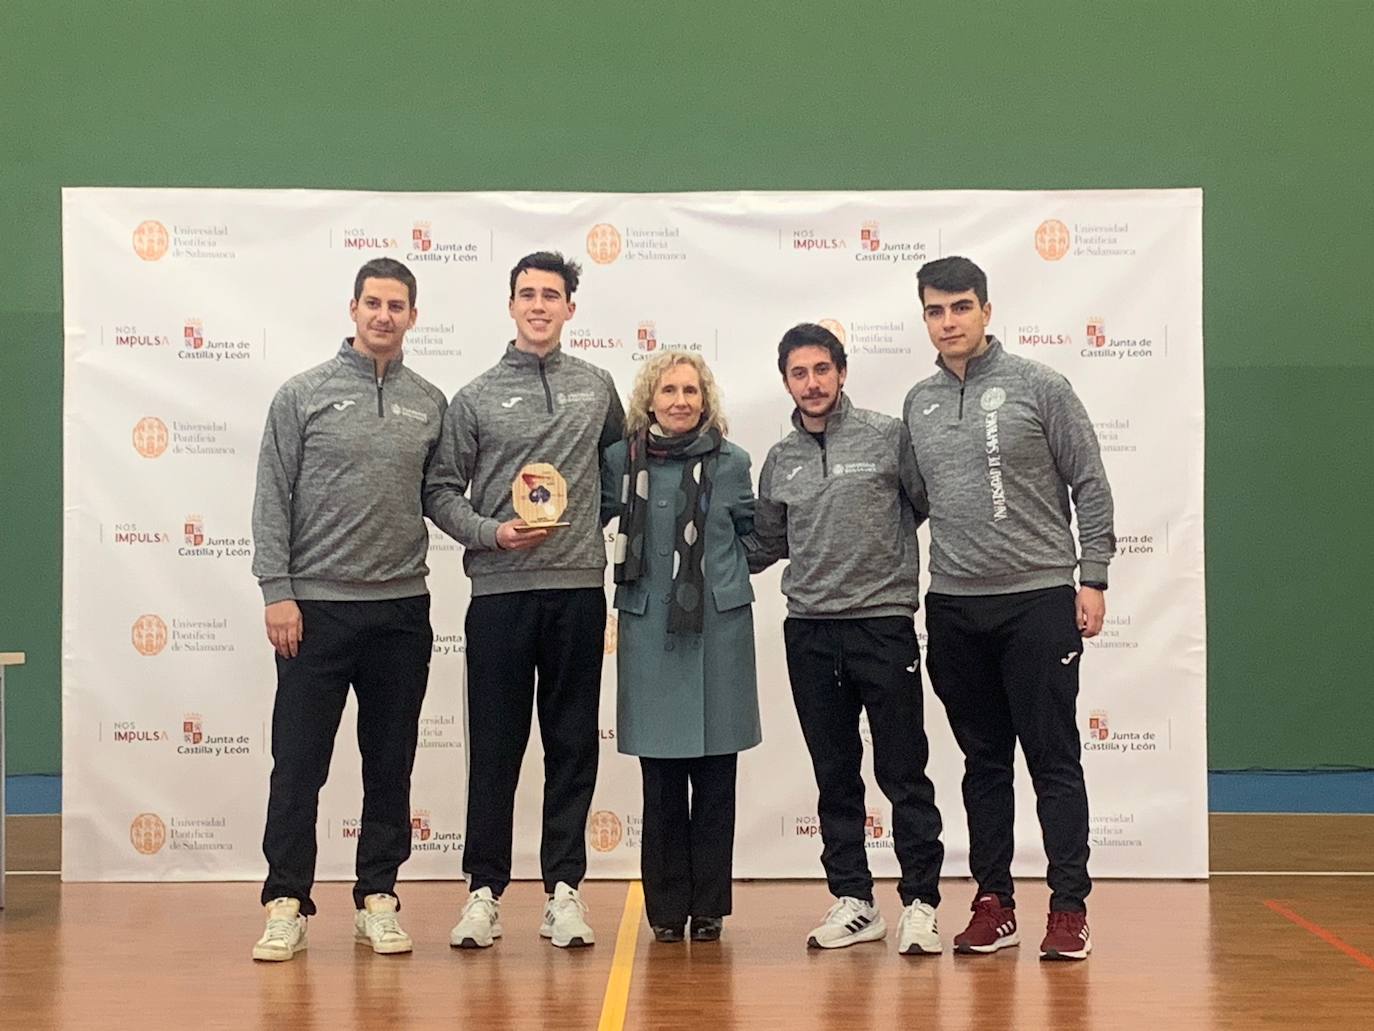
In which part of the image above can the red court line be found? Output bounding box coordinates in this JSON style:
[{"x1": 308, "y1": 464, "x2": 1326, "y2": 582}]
[{"x1": 1264, "y1": 900, "x2": 1374, "y2": 972}]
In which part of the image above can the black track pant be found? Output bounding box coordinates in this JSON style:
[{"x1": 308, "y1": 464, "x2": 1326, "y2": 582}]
[
  {"x1": 925, "y1": 586, "x2": 1091, "y2": 913},
  {"x1": 784, "y1": 616, "x2": 944, "y2": 907},
  {"x1": 462, "y1": 588, "x2": 606, "y2": 896},
  {"x1": 261, "y1": 596, "x2": 432, "y2": 915}
]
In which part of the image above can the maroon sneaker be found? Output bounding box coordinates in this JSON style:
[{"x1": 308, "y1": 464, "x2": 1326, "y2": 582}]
[
  {"x1": 953, "y1": 894, "x2": 1020, "y2": 954},
  {"x1": 1039, "y1": 910, "x2": 1092, "y2": 960}
]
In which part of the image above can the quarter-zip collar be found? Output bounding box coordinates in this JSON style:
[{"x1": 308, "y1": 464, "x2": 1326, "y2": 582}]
[
  {"x1": 340, "y1": 338, "x2": 403, "y2": 417},
  {"x1": 501, "y1": 340, "x2": 563, "y2": 414},
  {"x1": 934, "y1": 335, "x2": 1003, "y2": 384},
  {"x1": 790, "y1": 392, "x2": 852, "y2": 479},
  {"x1": 339, "y1": 337, "x2": 405, "y2": 380},
  {"x1": 501, "y1": 339, "x2": 564, "y2": 371}
]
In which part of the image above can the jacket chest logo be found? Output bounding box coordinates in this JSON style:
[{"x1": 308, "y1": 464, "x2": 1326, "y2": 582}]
[
  {"x1": 980, "y1": 387, "x2": 1007, "y2": 412},
  {"x1": 831, "y1": 461, "x2": 878, "y2": 477}
]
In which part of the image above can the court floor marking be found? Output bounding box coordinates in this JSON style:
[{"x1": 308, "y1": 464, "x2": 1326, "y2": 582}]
[
  {"x1": 1264, "y1": 899, "x2": 1374, "y2": 972},
  {"x1": 8, "y1": 869, "x2": 1374, "y2": 880},
  {"x1": 597, "y1": 880, "x2": 645, "y2": 1031},
  {"x1": 1213, "y1": 870, "x2": 1374, "y2": 876}
]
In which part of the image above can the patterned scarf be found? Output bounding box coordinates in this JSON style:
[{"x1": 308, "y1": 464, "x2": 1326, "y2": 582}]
[{"x1": 613, "y1": 422, "x2": 722, "y2": 634}]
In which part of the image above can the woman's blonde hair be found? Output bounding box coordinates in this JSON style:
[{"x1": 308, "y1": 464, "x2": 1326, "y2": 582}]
[{"x1": 624, "y1": 350, "x2": 729, "y2": 437}]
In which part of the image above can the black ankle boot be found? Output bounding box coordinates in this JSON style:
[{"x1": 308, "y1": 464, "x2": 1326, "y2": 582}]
[{"x1": 689, "y1": 917, "x2": 723, "y2": 941}]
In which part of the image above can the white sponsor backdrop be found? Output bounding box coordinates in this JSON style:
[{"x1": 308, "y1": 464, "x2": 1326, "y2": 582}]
[{"x1": 61, "y1": 188, "x2": 1206, "y2": 883}]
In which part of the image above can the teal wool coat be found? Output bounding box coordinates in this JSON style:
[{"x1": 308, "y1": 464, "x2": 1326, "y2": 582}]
[{"x1": 601, "y1": 437, "x2": 762, "y2": 758}]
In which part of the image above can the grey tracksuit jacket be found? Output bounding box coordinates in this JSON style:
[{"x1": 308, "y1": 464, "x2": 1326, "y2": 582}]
[
  {"x1": 901, "y1": 336, "x2": 1115, "y2": 595},
  {"x1": 749, "y1": 394, "x2": 925, "y2": 619},
  {"x1": 424, "y1": 342, "x2": 625, "y2": 596},
  {"x1": 251, "y1": 340, "x2": 448, "y2": 604}
]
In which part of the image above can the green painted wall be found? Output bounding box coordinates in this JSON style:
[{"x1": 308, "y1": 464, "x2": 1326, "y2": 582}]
[{"x1": 2, "y1": 1, "x2": 1370, "y2": 773}]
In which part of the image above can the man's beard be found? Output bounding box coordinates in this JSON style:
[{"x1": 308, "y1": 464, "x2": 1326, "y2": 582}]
[{"x1": 801, "y1": 391, "x2": 840, "y2": 418}]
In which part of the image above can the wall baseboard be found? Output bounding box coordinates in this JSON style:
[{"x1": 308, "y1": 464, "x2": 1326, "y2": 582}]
[{"x1": 8, "y1": 813, "x2": 1373, "y2": 878}]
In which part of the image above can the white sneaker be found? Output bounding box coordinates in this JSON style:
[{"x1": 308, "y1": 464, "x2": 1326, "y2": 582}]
[
  {"x1": 540, "y1": 881, "x2": 595, "y2": 948},
  {"x1": 897, "y1": 899, "x2": 943, "y2": 955},
  {"x1": 806, "y1": 896, "x2": 887, "y2": 949},
  {"x1": 450, "y1": 887, "x2": 502, "y2": 949},
  {"x1": 252, "y1": 897, "x2": 308, "y2": 962},
  {"x1": 353, "y1": 893, "x2": 413, "y2": 955}
]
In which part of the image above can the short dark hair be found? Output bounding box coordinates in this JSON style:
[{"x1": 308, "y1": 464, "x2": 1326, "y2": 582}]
[
  {"x1": 353, "y1": 258, "x2": 417, "y2": 307},
  {"x1": 917, "y1": 255, "x2": 988, "y2": 306},
  {"x1": 777, "y1": 323, "x2": 847, "y2": 377},
  {"x1": 509, "y1": 251, "x2": 582, "y2": 299}
]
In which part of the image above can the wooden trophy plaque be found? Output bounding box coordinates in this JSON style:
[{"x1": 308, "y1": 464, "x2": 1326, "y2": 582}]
[{"x1": 511, "y1": 462, "x2": 571, "y2": 531}]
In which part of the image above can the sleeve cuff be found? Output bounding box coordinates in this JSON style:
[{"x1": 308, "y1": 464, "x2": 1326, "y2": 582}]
[
  {"x1": 260, "y1": 579, "x2": 295, "y2": 605},
  {"x1": 1079, "y1": 560, "x2": 1110, "y2": 588},
  {"x1": 477, "y1": 518, "x2": 502, "y2": 551}
]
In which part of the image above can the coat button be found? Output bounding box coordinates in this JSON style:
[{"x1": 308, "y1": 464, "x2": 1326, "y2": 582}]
[
  {"x1": 656, "y1": 499, "x2": 667, "y2": 508},
  {"x1": 663, "y1": 594, "x2": 673, "y2": 605},
  {"x1": 666, "y1": 640, "x2": 675, "y2": 652},
  {"x1": 657, "y1": 547, "x2": 671, "y2": 557}
]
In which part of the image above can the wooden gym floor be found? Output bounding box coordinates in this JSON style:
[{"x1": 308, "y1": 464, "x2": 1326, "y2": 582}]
[{"x1": 2, "y1": 815, "x2": 1372, "y2": 1030}]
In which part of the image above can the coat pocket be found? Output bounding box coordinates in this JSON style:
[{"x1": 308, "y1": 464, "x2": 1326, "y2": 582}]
[
  {"x1": 613, "y1": 583, "x2": 650, "y2": 616},
  {"x1": 711, "y1": 581, "x2": 755, "y2": 613}
]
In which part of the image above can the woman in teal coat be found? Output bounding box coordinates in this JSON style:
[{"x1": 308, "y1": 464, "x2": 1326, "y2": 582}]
[{"x1": 601, "y1": 350, "x2": 761, "y2": 944}]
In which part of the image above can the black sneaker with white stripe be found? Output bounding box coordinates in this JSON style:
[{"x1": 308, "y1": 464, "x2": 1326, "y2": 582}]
[{"x1": 806, "y1": 896, "x2": 888, "y2": 949}]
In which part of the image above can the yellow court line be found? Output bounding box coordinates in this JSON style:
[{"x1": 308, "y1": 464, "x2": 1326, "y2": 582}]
[{"x1": 597, "y1": 881, "x2": 645, "y2": 1031}]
